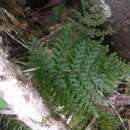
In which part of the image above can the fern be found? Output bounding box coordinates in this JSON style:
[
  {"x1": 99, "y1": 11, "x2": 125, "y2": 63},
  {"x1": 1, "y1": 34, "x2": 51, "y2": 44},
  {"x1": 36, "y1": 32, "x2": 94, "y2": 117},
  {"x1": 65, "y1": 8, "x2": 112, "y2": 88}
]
[
  {"x1": 28, "y1": 1, "x2": 130, "y2": 130},
  {"x1": 69, "y1": 0, "x2": 112, "y2": 41},
  {"x1": 29, "y1": 23, "x2": 130, "y2": 130},
  {"x1": 5, "y1": 0, "x2": 127, "y2": 130},
  {"x1": 0, "y1": 115, "x2": 30, "y2": 130},
  {"x1": 71, "y1": 0, "x2": 106, "y2": 26}
]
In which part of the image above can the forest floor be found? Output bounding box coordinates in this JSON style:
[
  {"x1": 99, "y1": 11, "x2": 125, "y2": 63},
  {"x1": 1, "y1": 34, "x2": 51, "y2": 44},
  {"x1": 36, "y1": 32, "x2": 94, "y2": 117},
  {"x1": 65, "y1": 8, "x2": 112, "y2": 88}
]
[{"x1": 0, "y1": 1, "x2": 130, "y2": 130}]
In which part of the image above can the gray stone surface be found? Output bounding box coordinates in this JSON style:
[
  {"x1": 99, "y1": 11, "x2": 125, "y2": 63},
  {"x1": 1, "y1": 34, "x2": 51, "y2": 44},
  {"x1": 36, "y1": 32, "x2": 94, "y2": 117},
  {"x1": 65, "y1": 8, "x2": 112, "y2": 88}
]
[{"x1": 106, "y1": 0, "x2": 130, "y2": 60}]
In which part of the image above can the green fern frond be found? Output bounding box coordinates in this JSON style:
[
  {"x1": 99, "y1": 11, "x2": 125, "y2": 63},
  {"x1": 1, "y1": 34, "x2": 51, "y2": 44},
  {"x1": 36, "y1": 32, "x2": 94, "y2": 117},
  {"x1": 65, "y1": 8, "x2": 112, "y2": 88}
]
[
  {"x1": 29, "y1": 24, "x2": 130, "y2": 130},
  {"x1": 0, "y1": 115, "x2": 30, "y2": 130},
  {"x1": 0, "y1": 99, "x2": 30, "y2": 130},
  {"x1": 70, "y1": 0, "x2": 106, "y2": 26},
  {"x1": 27, "y1": 0, "x2": 129, "y2": 130}
]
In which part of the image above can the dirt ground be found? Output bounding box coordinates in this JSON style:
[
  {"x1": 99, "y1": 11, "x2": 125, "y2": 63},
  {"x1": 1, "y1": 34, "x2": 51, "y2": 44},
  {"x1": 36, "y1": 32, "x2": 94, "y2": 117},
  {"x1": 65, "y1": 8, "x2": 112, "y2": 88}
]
[{"x1": 106, "y1": 0, "x2": 130, "y2": 60}]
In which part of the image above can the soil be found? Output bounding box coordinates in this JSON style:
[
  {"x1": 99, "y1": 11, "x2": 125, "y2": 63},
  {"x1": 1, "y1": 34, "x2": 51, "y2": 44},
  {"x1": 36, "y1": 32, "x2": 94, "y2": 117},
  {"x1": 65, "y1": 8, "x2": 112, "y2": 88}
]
[{"x1": 106, "y1": 0, "x2": 130, "y2": 60}]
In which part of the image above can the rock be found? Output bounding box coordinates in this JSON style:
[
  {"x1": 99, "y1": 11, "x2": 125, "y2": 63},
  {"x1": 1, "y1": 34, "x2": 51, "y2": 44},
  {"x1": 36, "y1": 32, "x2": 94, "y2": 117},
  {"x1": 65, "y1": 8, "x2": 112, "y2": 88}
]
[
  {"x1": 100, "y1": 0, "x2": 112, "y2": 18},
  {"x1": 106, "y1": 0, "x2": 130, "y2": 60}
]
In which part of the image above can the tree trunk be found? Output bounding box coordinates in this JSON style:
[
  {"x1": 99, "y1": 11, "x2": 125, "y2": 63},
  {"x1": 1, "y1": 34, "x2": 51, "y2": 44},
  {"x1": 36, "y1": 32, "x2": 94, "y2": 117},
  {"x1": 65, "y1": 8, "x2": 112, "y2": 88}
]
[{"x1": 0, "y1": 36, "x2": 69, "y2": 130}]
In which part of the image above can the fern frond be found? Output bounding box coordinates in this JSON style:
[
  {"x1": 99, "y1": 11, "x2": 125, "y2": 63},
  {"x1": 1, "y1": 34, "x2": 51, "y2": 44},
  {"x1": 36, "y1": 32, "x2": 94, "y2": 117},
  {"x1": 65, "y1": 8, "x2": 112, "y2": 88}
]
[
  {"x1": 29, "y1": 24, "x2": 130, "y2": 130},
  {"x1": 28, "y1": 1, "x2": 129, "y2": 130},
  {"x1": 0, "y1": 115, "x2": 30, "y2": 130}
]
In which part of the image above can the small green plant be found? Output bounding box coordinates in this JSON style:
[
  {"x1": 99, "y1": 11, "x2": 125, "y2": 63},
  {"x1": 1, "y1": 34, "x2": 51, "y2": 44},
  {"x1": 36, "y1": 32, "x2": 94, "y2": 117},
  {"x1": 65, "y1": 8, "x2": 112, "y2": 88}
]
[
  {"x1": 0, "y1": 0, "x2": 127, "y2": 130},
  {"x1": 28, "y1": 1, "x2": 130, "y2": 130},
  {"x1": 0, "y1": 114, "x2": 31, "y2": 130},
  {"x1": 71, "y1": 0, "x2": 106, "y2": 25},
  {"x1": 29, "y1": 23, "x2": 130, "y2": 130},
  {"x1": 0, "y1": 97, "x2": 8, "y2": 109}
]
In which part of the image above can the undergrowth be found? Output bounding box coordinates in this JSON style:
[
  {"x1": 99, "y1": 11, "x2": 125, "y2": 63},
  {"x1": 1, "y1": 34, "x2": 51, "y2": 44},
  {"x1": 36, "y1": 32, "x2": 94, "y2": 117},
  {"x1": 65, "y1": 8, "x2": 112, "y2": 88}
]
[
  {"x1": 0, "y1": 0, "x2": 129, "y2": 130},
  {"x1": 27, "y1": 0, "x2": 130, "y2": 130},
  {"x1": 29, "y1": 21, "x2": 130, "y2": 129}
]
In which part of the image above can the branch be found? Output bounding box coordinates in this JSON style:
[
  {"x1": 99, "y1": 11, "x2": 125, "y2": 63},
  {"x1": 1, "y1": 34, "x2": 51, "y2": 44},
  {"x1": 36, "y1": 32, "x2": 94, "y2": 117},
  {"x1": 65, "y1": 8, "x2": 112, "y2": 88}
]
[
  {"x1": 97, "y1": 89, "x2": 127, "y2": 130},
  {"x1": 0, "y1": 36, "x2": 69, "y2": 130}
]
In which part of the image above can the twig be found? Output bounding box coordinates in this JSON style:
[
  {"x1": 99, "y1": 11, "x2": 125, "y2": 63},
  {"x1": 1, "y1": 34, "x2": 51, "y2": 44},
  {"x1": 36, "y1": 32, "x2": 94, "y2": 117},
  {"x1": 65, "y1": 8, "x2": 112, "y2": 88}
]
[
  {"x1": 15, "y1": 60, "x2": 29, "y2": 66},
  {"x1": 113, "y1": 90, "x2": 121, "y2": 95},
  {"x1": 23, "y1": 67, "x2": 38, "y2": 73},
  {"x1": 0, "y1": 7, "x2": 8, "y2": 24},
  {"x1": 89, "y1": 77, "x2": 127, "y2": 130},
  {"x1": 5, "y1": 32, "x2": 29, "y2": 50},
  {"x1": 66, "y1": 113, "x2": 74, "y2": 125},
  {"x1": 85, "y1": 117, "x2": 96, "y2": 130},
  {"x1": 1, "y1": 7, "x2": 18, "y2": 25},
  {"x1": 97, "y1": 89, "x2": 127, "y2": 130}
]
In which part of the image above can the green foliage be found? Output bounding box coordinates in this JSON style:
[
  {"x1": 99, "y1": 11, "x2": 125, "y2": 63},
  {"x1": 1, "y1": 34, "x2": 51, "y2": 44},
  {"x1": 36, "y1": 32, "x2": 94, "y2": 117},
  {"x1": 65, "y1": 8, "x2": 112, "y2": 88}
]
[
  {"x1": 0, "y1": 115, "x2": 31, "y2": 130},
  {"x1": 0, "y1": 98, "x2": 8, "y2": 109},
  {"x1": 0, "y1": 99, "x2": 30, "y2": 130},
  {"x1": 71, "y1": 0, "x2": 106, "y2": 26},
  {"x1": 0, "y1": 0, "x2": 127, "y2": 130},
  {"x1": 97, "y1": 111, "x2": 120, "y2": 130},
  {"x1": 29, "y1": 23, "x2": 130, "y2": 130},
  {"x1": 28, "y1": 1, "x2": 130, "y2": 130},
  {"x1": 69, "y1": 0, "x2": 113, "y2": 41},
  {"x1": 52, "y1": 4, "x2": 65, "y2": 21}
]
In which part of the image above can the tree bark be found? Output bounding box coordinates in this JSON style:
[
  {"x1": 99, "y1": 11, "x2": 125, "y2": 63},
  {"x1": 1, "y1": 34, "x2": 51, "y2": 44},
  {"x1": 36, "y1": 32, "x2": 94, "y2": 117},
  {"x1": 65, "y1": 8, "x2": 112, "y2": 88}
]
[{"x1": 0, "y1": 36, "x2": 69, "y2": 130}]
